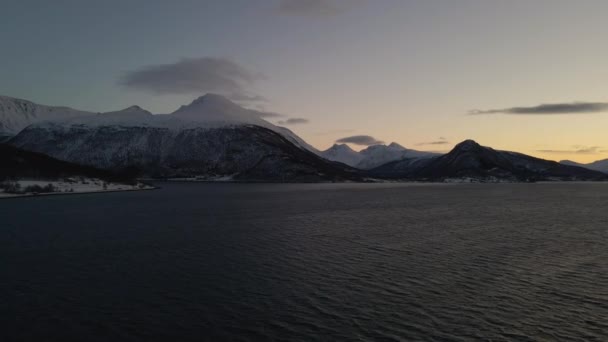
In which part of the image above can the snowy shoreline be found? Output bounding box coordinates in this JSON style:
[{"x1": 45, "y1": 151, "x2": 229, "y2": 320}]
[{"x1": 0, "y1": 178, "x2": 156, "y2": 199}]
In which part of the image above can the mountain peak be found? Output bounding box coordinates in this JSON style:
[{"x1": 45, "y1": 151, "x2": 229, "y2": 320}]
[
  {"x1": 453, "y1": 139, "x2": 482, "y2": 152},
  {"x1": 329, "y1": 143, "x2": 356, "y2": 152},
  {"x1": 173, "y1": 93, "x2": 244, "y2": 114},
  {"x1": 190, "y1": 93, "x2": 234, "y2": 106},
  {"x1": 170, "y1": 93, "x2": 269, "y2": 127},
  {"x1": 388, "y1": 142, "x2": 406, "y2": 150},
  {"x1": 119, "y1": 105, "x2": 151, "y2": 114}
]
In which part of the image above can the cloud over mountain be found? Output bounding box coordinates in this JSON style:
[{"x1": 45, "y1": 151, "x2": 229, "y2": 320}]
[
  {"x1": 470, "y1": 102, "x2": 608, "y2": 115},
  {"x1": 336, "y1": 135, "x2": 384, "y2": 146},
  {"x1": 119, "y1": 57, "x2": 264, "y2": 102}
]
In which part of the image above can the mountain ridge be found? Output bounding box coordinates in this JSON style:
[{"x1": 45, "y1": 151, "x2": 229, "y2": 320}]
[
  {"x1": 560, "y1": 159, "x2": 608, "y2": 174},
  {"x1": 7, "y1": 94, "x2": 359, "y2": 182},
  {"x1": 2, "y1": 94, "x2": 606, "y2": 183},
  {"x1": 0, "y1": 95, "x2": 94, "y2": 139},
  {"x1": 320, "y1": 142, "x2": 439, "y2": 169},
  {"x1": 371, "y1": 139, "x2": 607, "y2": 181}
]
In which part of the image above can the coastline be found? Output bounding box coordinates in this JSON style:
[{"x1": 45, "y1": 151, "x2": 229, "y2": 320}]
[{"x1": 0, "y1": 184, "x2": 156, "y2": 200}]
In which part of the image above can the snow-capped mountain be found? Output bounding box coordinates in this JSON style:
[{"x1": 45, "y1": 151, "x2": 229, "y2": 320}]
[
  {"x1": 356, "y1": 142, "x2": 439, "y2": 169},
  {"x1": 171, "y1": 94, "x2": 320, "y2": 153},
  {"x1": 172, "y1": 93, "x2": 268, "y2": 125},
  {"x1": 8, "y1": 94, "x2": 358, "y2": 181},
  {"x1": 320, "y1": 144, "x2": 364, "y2": 166},
  {"x1": 371, "y1": 140, "x2": 607, "y2": 181},
  {"x1": 320, "y1": 142, "x2": 438, "y2": 169},
  {"x1": 0, "y1": 95, "x2": 93, "y2": 140},
  {"x1": 560, "y1": 159, "x2": 608, "y2": 174}
]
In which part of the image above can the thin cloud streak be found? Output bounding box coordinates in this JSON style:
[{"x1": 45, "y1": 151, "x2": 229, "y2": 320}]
[
  {"x1": 277, "y1": 118, "x2": 310, "y2": 125},
  {"x1": 470, "y1": 102, "x2": 608, "y2": 115},
  {"x1": 257, "y1": 111, "x2": 285, "y2": 118},
  {"x1": 537, "y1": 146, "x2": 603, "y2": 154},
  {"x1": 416, "y1": 137, "x2": 449, "y2": 146}
]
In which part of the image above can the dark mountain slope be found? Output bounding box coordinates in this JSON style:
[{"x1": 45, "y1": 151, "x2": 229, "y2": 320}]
[
  {"x1": 371, "y1": 140, "x2": 607, "y2": 181},
  {"x1": 9, "y1": 125, "x2": 361, "y2": 182},
  {"x1": 0, "y1": 143, "x2": 126, "y2": 181}
]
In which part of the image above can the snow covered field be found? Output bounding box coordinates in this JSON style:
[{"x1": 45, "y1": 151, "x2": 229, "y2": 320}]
[{"x1": 0, "y1": 178, "x2": 154, "y2": 198}]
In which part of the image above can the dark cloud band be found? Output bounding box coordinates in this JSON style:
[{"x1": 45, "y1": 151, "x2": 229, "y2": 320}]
[
  {"x1": 470, "y1": 102, "x2": 608, "y2": 115},
  {"x1": 416, "y1": 137, "x2": 449, "y2": 146},
  {"x1": 278, "y1": 0, "x2": 357, "y2": 16},
  {"x1": 537, "y1": 146, "x2": 602, "y2": 154},
  {"x1": 119, "y1": 57, "x2": 264, "y2": 102}
]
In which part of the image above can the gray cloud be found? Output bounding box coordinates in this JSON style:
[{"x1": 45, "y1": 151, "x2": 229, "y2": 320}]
[
  {"x1": 537, "y1": 146, "x2": 603, "y2": 154},
  {"x1": 470, "y1": 102, "x2": 608, "y2": 115},
  {"x1": 277, "y1": 0, "x2": 358, "y2": 16},
  {"x1": 228, "y1": 93, "x2": 267, "y2": 103},
  {"x1": 417, "y1": 137, "x2": 449, "y2": 146},
  {"x1": 336, "y1": 135, "x2": 384, "y2": 146},
  {"x1": 257, "y1": 111, "x2": 285, "y2": 118},
  {"x1": 277, "y1": 118, "x2": 310, "y2": 125},
  {"x1": 120, "y1": 57, "x2": 265, "y2": 102}
]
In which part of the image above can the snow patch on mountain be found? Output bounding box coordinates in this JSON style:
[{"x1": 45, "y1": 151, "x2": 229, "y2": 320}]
[
  {"x1": 356, "y1": 143, "x2": 439, "y2": 169},
  {"x1": 320, "y1": 144, "x2": 364, "y2": 166},
  {"x1": 0, "y1": 95, "x2": 93, "y2": 137},
  {"x1": 320, "y1": 142, "x2": 439, "y2": 169},
  {"x1": 6, "y1": 93, "x2": 317, "y2": 154},
  {"x1": 171, "y1": 94, "x2": 318, "y2": 152}
]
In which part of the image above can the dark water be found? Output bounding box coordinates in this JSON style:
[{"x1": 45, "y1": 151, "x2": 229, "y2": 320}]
[{"x1": 2, "y1": 182, "x2": 608, "y2": 341}]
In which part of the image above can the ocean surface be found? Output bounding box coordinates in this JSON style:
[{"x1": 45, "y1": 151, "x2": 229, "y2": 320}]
[{"x1": 2, "y1": 182, "x2": 607, "y2": 341}]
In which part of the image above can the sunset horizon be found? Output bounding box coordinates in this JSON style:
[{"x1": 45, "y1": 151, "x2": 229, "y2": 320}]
[{"x1": 2, "y1": 1, "x2": 608, "y2": 163}]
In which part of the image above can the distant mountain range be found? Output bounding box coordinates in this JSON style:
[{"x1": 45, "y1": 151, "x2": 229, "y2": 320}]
[
  {"x1": 320, "y1": 142, "x2": 438, "y2": 169},
  {"x1": 560, "y1": 159, "x2": 608, "y2": 174},
  {"x1": 371, "y1": 140, "x2": 606, "y2": 182},
  {"x1": 1, "y1": 94, "x2": 606, "y2": 183},
  {"x1": 5, "y1": 94, "x2": 360, "y2": 182}
]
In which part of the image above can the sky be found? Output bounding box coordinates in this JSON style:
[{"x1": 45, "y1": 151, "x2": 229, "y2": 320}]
[{"x1": 1, "y1": 0, "x2": 608, "y2": 162}]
